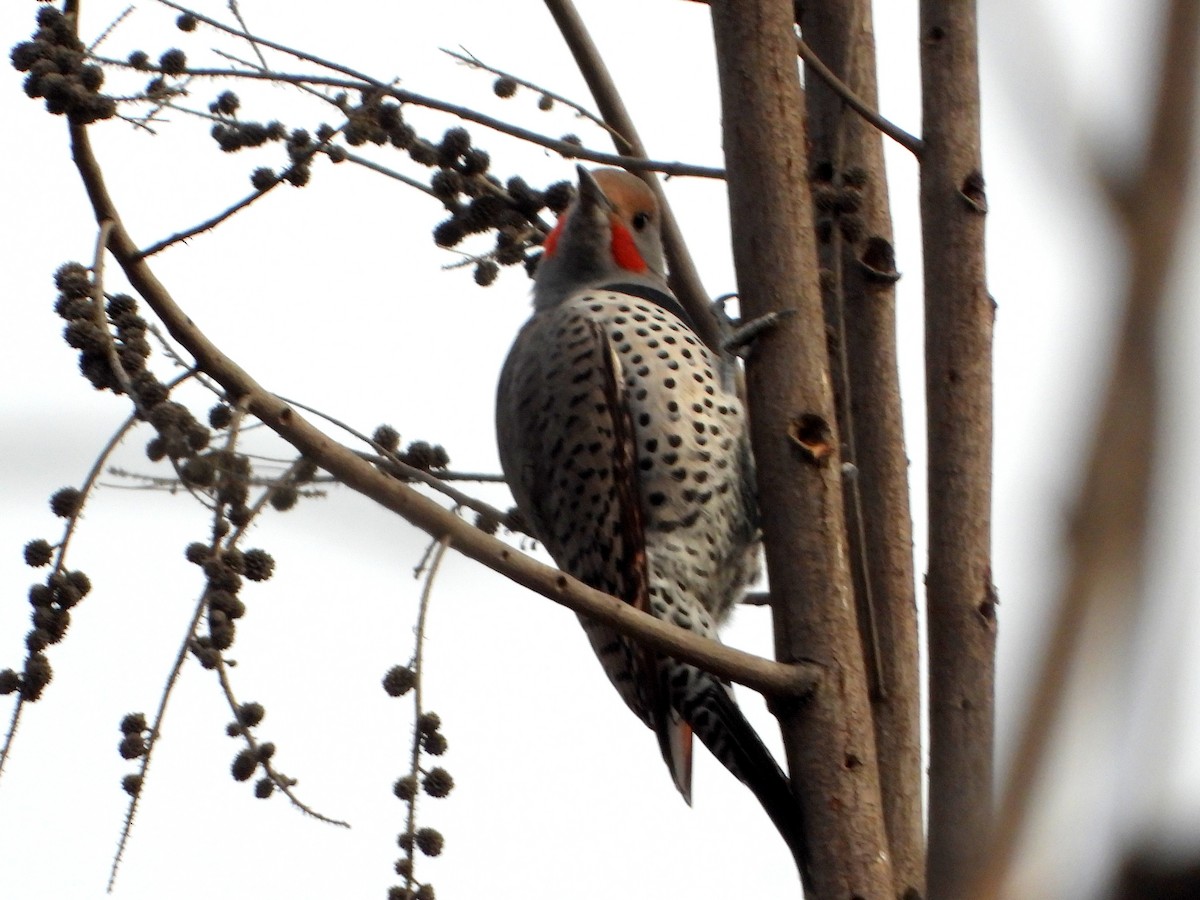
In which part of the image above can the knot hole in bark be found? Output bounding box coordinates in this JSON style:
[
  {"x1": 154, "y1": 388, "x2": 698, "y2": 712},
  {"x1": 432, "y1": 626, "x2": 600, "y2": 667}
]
[
  {"x1": 858, "y1": 236, "x2": 901, "y2": 283},
  {"x1": 788, "y1": 413, "x2": 834, "y2": 464},
  {"x1": 960, "y1": 169, "x2": 988, "y2": 213}
]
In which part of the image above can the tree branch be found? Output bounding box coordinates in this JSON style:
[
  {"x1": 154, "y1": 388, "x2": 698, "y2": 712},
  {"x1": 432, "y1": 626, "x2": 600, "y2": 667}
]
[
  {"x1": 66, "y1": 120, "x2": 817, "y2": 702},
  {"x1": 442, "y1": 46, "x2": 625, "y2": 146},
  {"x1": 795, "y1": 35, "x2": 923, "y2": 157},
  {"x1": 142, "y1": 63, "x2": 724, "y2": 179},
  {"x1": 147, "y1": 0, "x2": 725, "y2": 179}
]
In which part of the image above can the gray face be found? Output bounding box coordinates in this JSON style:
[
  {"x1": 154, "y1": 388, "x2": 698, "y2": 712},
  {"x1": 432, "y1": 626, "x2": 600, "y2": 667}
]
[{"x1": 531, "y1": 169, "x2": 668, "y2": 310}]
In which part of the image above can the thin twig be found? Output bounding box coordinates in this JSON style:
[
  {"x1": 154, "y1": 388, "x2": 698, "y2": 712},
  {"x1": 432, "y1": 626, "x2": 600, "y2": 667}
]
[
  {"x1": 795, "y1": 34, "x2": 923, "y2": 157},
  {"x1": 91, "y1": 221, "x2": 136, "y2": 398},
  {"x1": 821, "y1": 151, "x2": 886, "y2": 698},
  {"x1": 142, "y1": 1, "x2": 729, "y2": 178},
  {"x1": 214, "y1": 658, "x2": 350, "y2": 826},
  {"x1": 96, "y1": 227, "x2": 215, "y2": 513},
  {"x1": 226, "y1": 0, "x2": 269, "y2": 73},
  {"x1": 108, "y1": 564, "x2": 210, "y2": 891},
  {"x1": 274, "y1": 393, "x2": 512, "y2": 525},
  {"x1": 136, "y1": 122, "x2": 345, "y2": 258},
  {"x1": 334, "y1": 149, "x2": 438, "y2": 195},
  {"x1": 88, "y1": 5, "x2": 134, "y2": 53},
  {"x1": 400, "y1": 536, "x2": 450, "y2": 892},
  {"x1": 443, "y1": 47, "x2": 629, "y2": 149},
  {"x1": 176, "y1": 66, "x2": 724, "y2": 178},
  {"x1": 109, "y1": 405, "x2": 255, "y2": 891},
  {"x1": 0, "y1": 405, "x2": 148, "y2": 783}
]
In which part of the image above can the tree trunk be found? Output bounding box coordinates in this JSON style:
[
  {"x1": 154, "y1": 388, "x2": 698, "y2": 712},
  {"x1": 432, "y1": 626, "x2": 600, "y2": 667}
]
[
  {"x1": 800, "y1": 1, "x2": 925, "y2": 894},
  {"x1": 919, "y1": 1, "x2": 996, "y2": 896},
  {"x1": 711, "y1": 0, "x2": 893, "y2": 895}
]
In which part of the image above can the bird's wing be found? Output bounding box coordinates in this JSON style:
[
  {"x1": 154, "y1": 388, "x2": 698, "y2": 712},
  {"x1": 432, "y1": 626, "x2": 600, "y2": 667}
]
[{"x1": 496, "y1": 298, "x2": 693, "y2": 799}]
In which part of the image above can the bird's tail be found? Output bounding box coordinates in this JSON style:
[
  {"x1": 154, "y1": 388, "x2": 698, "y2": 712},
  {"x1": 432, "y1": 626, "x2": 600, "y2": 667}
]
[{"x1": 673, "y1": 667, "x2": 814, "y2": 891}]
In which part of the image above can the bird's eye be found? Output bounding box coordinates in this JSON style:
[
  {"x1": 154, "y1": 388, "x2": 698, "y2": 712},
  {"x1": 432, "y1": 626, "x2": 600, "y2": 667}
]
[{"x1": 631, "y1": 211, "x2": 651, "y2": 231}]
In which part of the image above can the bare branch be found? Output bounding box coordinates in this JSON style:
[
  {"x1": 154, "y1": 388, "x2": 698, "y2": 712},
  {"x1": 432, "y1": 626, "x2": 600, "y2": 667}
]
[
  {"x1": 140, "y1": 1, "x2": 725, "y2": 179},
  {"x1": 136, "y1": 123, "x2": 343, "y2": 258},
  {"x1": 226, "y1": 0, "x2": 269, "y2": 73},
  {"x1": 795, "y1": 34, "x2": 923, "y2": 157},
  {"x1": 214, "y1": 658, "x2": 349, "y2": 826},
  {"x1": 398, "y1": 536, "x2": 449, "y2": 893},
  {"x1": 0, "y1": 408, "x2": 147, "y2": 781},
  {"x1": 89, "y1": 221, "x2": 136, "y2": 397},
  {"x1": 109, "y1": 540, "x2": 214, "y2": 891},
  {"x1": 269, "y1": 392, "x2": 512, "y2": 526},
  {"x1": 88, "y1": 5, "x2": 133, "y2": 53},
  {"x1": 442, "y1": 46, "x2": 626, "y2": 146}
]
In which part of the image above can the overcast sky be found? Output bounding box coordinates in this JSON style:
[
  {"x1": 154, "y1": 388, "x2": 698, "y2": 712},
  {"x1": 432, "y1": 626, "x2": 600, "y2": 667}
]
[{"x1": 1, "y1": 1, "x2": 1197, "y2": 898}]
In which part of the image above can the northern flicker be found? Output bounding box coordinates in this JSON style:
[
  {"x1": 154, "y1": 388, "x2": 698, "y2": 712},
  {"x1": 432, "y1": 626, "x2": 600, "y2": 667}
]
[{"x1": 496, "y1": 167, "x2": 810, "y2": 881}]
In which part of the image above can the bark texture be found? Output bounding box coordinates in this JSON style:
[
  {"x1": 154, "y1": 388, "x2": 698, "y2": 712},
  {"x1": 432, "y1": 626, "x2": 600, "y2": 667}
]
[
  {"x1": 919, "y1": 1, "x2": 995, "y2": 897},
  {"x1": 711, "y1": 0, "x2": 893, "y2": 895},
  {"x1": 800, "y1": 1, "x2": 925, "y2": 894}
]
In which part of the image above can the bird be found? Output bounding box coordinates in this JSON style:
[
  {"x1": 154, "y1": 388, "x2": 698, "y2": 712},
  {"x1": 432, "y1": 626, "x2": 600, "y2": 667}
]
[{"x1": 495, "y1": 166, "x2": 810, "y2": 883}]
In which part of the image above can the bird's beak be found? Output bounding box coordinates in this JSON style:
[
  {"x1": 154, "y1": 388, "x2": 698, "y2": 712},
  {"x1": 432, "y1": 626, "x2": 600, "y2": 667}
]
[{"x1": 576, "y1": 165, "x2": 614, "y2": 214}]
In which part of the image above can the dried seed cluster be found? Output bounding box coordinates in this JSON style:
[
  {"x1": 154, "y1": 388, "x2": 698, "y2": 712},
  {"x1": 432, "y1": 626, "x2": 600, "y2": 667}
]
[
  {"x1": 385, "y1": 659, "x2": 453, "y2": 899},
  {"x1": 420, "y1": 125, "x2": 573, "y2": 286},
  {"x1": 373, "y1": 424, "x2": 401, "y2": 453},
  {"x1": 118, "y1": 711, "x2": 148, "y2": 761},
  {"x1": 11, "y1": 6, "x2": 116, "y2": 125},
  {"x1": 117, "y1": 711, "x2": 148, "y2": 799},
  {"x1": 488, "y1": 72, "x2": 559, "y2": 113},
  {"x1": 184, "y1": 541, "x2": 275, "y2": 665},
  {"x1": 221, "y1": 700, "x2": 287, "y2": 800},
  {"x1": 211, "y1": 116, "x2": 287, "y2": 154},
  {"x1": 6, "y1": 518, "x2": 94, "y2": 701},
  {"x1": 397, "y1": 441, "x2": 450, "y2": 473},
  {"x1": 53, "y1": 263, "x2": 212, "y2": 470}
]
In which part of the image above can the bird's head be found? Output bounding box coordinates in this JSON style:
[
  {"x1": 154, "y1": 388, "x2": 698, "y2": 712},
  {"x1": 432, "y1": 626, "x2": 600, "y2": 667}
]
[{"x1": 532, "y1": 166, "x2": 668, "y2": 309}]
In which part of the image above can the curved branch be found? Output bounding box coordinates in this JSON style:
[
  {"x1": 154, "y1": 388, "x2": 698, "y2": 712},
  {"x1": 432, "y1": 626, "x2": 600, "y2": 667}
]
[
  {"x1": 67, "y1": 121, "x2": 816, "y2": 702},
  {"x1": 681, "y1": 1, "x2": 923, "y2": 157},
  {"x1": 795, "y1": 35, "x2": 923, "y2": 157}
]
